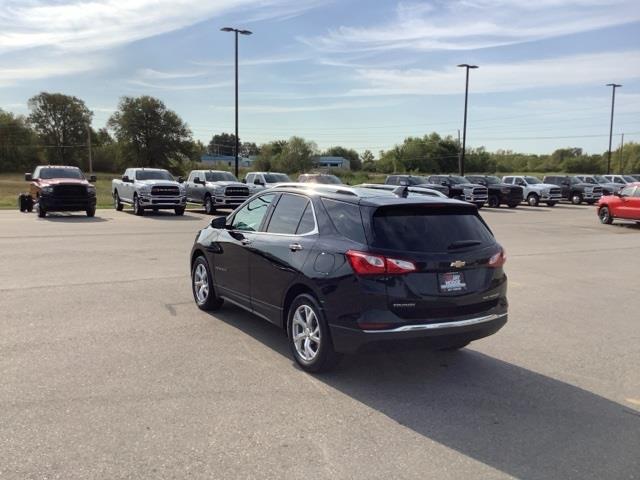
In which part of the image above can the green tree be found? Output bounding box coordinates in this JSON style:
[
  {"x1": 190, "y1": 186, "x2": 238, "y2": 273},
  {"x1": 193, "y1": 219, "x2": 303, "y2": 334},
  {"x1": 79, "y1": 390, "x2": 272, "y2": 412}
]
[
  {"x1": 275, "y1": 137, "x2": 316, "y2": 173},
  {"x1": 28, "y1": 92, "x2": 93, "y2": 166},
  {"x1": 361, "y1": 149, "x2": 375, "y2": 171},
  {"x1": 0, "y1": 109, "x2": 43, "y2": 172},
  {"x1": 208, "y1": 132, "x2": 237, "y2": 156},
  {"x1": 107, "y1": 96, "x2": 192, "y2": 168},
  {"x1": 323, "y1": 145, "x2": 362, "y2": 170}
]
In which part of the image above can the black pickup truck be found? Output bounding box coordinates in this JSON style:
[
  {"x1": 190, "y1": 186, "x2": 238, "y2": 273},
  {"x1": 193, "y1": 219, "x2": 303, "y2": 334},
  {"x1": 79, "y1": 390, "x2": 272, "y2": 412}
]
[
  {"x1": 465, "y1": 175, "x2": 524, "y2": 208},
  {"x1": 542, "y1": 175, "x2": 603, "y2": 205},
  {"x1": 426, "y1": 175, "x2": 488, "y2": 208}
]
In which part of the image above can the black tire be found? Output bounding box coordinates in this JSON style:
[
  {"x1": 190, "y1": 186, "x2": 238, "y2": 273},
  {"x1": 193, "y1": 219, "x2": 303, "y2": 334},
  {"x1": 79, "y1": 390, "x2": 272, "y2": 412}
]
[
  {"x1": 113, "y1": 191, "x2": 123, "y2": 211},
  {"x1": 133, "y1": 195, "x2": 144, "y2": 216},
  {"x1": 86, "y1": 207, "x2": 96, "y2": 218},
  {"x1": 191, "y1": 256, "x2": 223, "y2": 311},
  {"x1": 487, "y1": 195, "x2": 500, "y2": 208},
  {"x1": 204, "y1": 194, "x2": 216, "y2": 215},
  {"x1": 598, "y1": 206, "x2": 613, "y2": 224},
  {"x1": 571, "y1": 193, "x2": 583, "y2": 205},
  {"x1": 546, "y1": 201, "x2": 557, "y2": 207},
  {"x1": 175, "y1": 206, "x2": 185, "y2": 216},
  {"x1": 439, "y1": 341, "x2": 470, "y2": 351},
  {"x1": 507, "y1": 202, "x2": 519, "y2": 209},
  {"x1": 287, "y1": 293, "x2": 341, "y2": 373},
  {"x1": 26, "y1": 196, "x2": 33, "y2": 212},
  {"x1": 18, "y1": 194, "x2": 27, "y2": 212},
  {"x1": 527, "y1": 193, "x2": 539, "y2": 207},
  {"x1": 36, "y1": 199, "x2": 46, "y2": 218}
]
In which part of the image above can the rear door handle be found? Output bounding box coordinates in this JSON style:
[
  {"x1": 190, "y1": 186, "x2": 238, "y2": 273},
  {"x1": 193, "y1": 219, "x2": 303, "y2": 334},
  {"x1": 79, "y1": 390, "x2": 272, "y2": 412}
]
[{"x1": 289, "y1": 243, "x2": 303, "y2": 251}]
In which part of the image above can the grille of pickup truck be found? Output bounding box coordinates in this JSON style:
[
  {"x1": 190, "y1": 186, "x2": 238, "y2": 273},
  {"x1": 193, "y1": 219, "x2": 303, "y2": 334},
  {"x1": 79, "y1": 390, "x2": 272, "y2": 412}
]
[
  {"x1": 472, "y1": 187, "x2": 488, "y2": 197},
  {"x1": 225, "y1": 186, "x2": 250, "y2": 197},
  {"x1": 53, "y1": 185, "x2": 87, "y2": 197},
  {"x1": 151, "y1": 186, "x2": 180, "y2": 196},
  {"x1": 550, "y1": 188, "x2": 561, "y2": 196},
  {"x1": 591, "y1": 186, "x2": 603, "y2": 195}
]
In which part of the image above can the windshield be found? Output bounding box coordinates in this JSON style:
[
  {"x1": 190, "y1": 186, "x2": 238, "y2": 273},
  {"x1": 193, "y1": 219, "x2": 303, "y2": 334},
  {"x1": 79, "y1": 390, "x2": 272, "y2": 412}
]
[
  {"x1": 408, "y1": 176, "x2": 429, "y2": 185},
  {"x1": 205, "y1": 171, "x2": 237, "y2": 182},
  {"x1": 371, "y1": 206, "x2": 494, "y2": 253},
  {"x1": 449, "y1": 176, "x2": 470, "y2": 185},
  {"x1": 581, "y1": 176, "x2": 596, "y2": 184},
  {"x1": 264, "y1": 173, "x2": 290, "y2": 183},
  {"x1": 570, "y1": 177, "x2": 582, "y2": 185},
  {"x1": 594, "y1": 175, "x2": 608, "y2": 183},
  {"x1": 485, "y1": 176, "x2": 501, "y2": 185},
  {"x1": 136, "y1": 170, "x2": 174, "y2": 181},
  {"x1": 524, "y1": 176, "x2": 542, "y2": 184},
  {"x1": 38, "y1": 168, "x2": 84, "y2": 180},
  {"x1": 623, "y1": 176, "x2": 636, "y2": 183}
]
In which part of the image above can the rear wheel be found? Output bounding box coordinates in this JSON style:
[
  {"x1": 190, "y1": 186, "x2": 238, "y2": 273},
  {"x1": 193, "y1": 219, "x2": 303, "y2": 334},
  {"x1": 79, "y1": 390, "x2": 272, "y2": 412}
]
[
  {"x1": 204, "y1": 194, "x2": 215, "y2": 215},
  {"x1": 191, "y1": 256, "x2": 223, "y2": 311},
  {"x1": 487, "y1": 195, "x2": 500, "y2": 208},
  {"x1": 133, "y1": 195, "x2": 144, "y2": 216},
  {"x1": 287, "y1": 294, "x2": 341, "y2": 373},
  {"x1": 527, "y1": 193, "x2": 539, "y2": 207},
  {"x1": 113, "y1": 191, "x2": 123, "y2": 211},
  {"x1": 598, "y1": 206, "x2": 613, "y2": 224},
  {"x1": 571, "y1": 193, "x2": 583, "y2": 205}
]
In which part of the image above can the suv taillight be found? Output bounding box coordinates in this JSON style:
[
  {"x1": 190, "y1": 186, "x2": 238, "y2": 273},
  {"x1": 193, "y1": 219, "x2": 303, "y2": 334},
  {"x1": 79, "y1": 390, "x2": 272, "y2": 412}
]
[
  {"x1": 346, "y1": 250, "x2": 416, "y2": 275},
  {"x1": 488, "y1": 248, "x2": 506, "y2": 268}
]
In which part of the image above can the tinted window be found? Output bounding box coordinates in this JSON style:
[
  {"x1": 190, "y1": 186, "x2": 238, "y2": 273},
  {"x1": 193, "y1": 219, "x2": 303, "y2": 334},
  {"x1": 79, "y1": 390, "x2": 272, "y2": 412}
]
[
  {"x1": 296, "y1": 203, "x2": 316, "y2": 234},
  {"x1": 387, "y1": 176, "x2": 397, "y2": 184},
  {"x1": 231, "y1": 194, "x2": 275, "y2": 232},
  {"x1": 503, "y1": 177, "x2": 513, "y2": 184},
  {"x1": 205, "y1": 171, "x2": 237, "y2": 182},
  {"x1": 245, "y1": 174, "x2": 254, "y2": 183},
  {"x1": 371, "y1": 206, "x2": 494, "y2": 253},
  {"x1": 264, "y1": 173, "x2": 290, "y2": 183},
  {"x1": 39, "y1": 168, "x2": 84, "y2": 180},
  {"x1": 267, "y1": 194, "x2": 309, "y2": 234},
  {"x1": 322, "y1": 198, "x2": 366, "y2": 244}
]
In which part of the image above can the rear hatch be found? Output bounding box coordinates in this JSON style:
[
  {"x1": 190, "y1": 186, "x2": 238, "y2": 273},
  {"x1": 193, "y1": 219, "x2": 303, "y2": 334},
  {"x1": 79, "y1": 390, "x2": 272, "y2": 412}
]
[{"x1": 365, "y1": 204, "x2": 505, "y2": 322}]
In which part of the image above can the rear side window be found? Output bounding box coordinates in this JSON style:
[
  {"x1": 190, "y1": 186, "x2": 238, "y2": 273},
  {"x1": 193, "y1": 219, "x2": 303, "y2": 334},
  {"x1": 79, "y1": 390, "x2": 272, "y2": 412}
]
[
  {"x1": 370, "y1": 206, "x2": 494, "y2": 253},
  {"x1": 321, "y1": 198, "x2": 366, "y2": 244},
  {"x1": 267, "y1": 194, "x2": 309, "y2": 234}
]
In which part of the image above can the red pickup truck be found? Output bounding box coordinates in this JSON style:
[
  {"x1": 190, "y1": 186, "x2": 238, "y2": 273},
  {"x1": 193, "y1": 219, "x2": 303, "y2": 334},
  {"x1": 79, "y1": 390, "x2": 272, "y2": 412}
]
[
  {"x1": 20, "y1": 165, "x2": 97, "y2": 218},
  {"x1": 597, "y1": 182, "x2": 640, "y2": 225}
]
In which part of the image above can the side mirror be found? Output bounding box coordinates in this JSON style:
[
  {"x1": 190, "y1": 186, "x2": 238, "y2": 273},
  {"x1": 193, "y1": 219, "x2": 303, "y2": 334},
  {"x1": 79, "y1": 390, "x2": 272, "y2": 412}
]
[
  {"x1": 178, "y1": 176, "x2": 184, "y2": 183},
  {"x1": 25, "y1": 173, "x2": 32, "y2": 181},
  {"x1": 89, "y1": 175, "x2": 97, "y2": 183},
  {"x1": 210, "y1": 216, "x2": 227, "y2": 229},
  {"x1": 122, "y1": 175, "x2": 130, "y2": 183}
]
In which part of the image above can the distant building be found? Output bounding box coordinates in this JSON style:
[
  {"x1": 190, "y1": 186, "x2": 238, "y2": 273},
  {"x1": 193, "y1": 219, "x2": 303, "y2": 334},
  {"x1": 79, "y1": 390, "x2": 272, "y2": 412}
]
[
  {"x1": 200, "y1": 154, "x2": 254, "y2": 168},
  {"x1": 312, "y1": 156, "x2": 350, "y2": 170}
]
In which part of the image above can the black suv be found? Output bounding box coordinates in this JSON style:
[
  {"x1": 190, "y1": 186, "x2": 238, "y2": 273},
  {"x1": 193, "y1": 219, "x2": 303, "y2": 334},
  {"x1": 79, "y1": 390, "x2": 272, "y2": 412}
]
[
  {"x1": 542, "y1": 175, "x2": 603, "y2": 205},
  {"x1": 465, "y1": 175, "x2": 524, "y2": 208},
  {"x1": 385, "y1": 175, "x2": 450, "y2": 196},
  {"x1": 190, "y1": 184, "x2": 508, "y2": 372},
  {"x1": 427, "y1": 175, "x2": 488, "y2": 208}
]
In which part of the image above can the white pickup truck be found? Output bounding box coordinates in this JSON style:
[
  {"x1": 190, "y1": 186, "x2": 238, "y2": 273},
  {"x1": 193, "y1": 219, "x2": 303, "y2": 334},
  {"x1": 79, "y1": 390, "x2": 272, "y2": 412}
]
[{"x1": 112, "y1": 168, "x2": 187, "y2": 216}]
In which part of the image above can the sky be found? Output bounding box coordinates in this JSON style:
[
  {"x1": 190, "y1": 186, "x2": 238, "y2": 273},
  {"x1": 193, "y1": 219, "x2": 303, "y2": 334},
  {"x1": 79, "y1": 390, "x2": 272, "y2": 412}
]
[{"x1": 0, "y1": 0, "x2": 639, "y2": 156}]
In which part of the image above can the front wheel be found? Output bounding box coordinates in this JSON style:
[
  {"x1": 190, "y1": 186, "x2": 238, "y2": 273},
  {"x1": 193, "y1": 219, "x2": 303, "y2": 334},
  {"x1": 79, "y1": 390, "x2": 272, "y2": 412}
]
[
  {"x1": 571, "y1": 193, "x2": 582, "y2": 205},
  {"x1": 527, "y1": 194, "x2": 539, "y2": 207},
  {"x1": 487, "y1": 195, "x2": 500, "y2": 208},
  {"x1": 133, "y1": 196, "x2": 144, "y2": 216},
  {"x1": 191, "y1": 256, "x2": 223, "y2": 311},
  {"x1": 37, "y1": 201, "x2": 46, "y2": 218},
  {"x1": 598, "y1": 206, "x2": 613, "y2": 224},
  {"x1": 113, "y1": 192, "x2": 123, "y2": 211},
  {"x1": 287, "y1": 294, "x2": 341, "y2": 373},
  {"x1": 86, "y1": 207, "x2": 95, "y2": 218},
  {"x1": 204, "y1": 195, "x2": 215, "y2": 215},
  {"x1": 175, "y1": 206, "x2": 185, "y2": 216}
]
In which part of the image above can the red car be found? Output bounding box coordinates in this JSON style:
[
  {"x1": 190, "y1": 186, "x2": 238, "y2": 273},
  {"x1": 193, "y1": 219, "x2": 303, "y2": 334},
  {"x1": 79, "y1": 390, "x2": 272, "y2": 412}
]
[{"x1": 597, "y1": 182, "x2": 640, "y2": 225}]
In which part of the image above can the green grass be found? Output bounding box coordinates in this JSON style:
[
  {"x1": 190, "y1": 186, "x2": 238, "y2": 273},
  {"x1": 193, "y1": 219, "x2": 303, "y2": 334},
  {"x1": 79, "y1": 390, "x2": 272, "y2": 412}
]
[{"x1": 0, "y1": 172, "x2": 117, "y2": 209}]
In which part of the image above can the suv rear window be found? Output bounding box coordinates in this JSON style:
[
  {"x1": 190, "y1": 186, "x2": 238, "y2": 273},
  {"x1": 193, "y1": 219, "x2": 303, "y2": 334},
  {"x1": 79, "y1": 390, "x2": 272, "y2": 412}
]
[
  {"x1": 370, "y1": 206, "x2": 494, "y2": 253},
  {"x1": 321, "y1": 198, "x2": 366, "y2": 244}
]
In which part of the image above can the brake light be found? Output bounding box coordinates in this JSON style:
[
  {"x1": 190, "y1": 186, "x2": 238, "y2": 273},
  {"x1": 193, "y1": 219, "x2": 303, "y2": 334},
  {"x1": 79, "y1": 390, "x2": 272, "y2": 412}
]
[
  {"x1": 488, "y1": 248, "x2": 506, "y2": 268},
  {"x1": 346, "y1": 250, "x2": 416, "y2": 275}
]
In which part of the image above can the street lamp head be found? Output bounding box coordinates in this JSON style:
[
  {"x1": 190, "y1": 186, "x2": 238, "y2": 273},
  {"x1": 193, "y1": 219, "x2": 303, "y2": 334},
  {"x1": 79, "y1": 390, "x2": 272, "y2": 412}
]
[
  {"x1": 458, "y1": 64, "x2": 479, "y2": 69},
  {"x1": 220, "y1": 27, "x2": 234, "y2": 32},
  {"x1": 238, "y1": 29, "x2": 253, "y2": 35},
  {"x1": 606, "y1": 83, "x2": 622, "y2": 87}
]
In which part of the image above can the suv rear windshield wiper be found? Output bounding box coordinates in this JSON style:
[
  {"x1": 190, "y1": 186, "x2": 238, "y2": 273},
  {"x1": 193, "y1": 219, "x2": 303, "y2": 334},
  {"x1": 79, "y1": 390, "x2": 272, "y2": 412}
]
[{"x1": 448, "y1": 240, "x2": 482, "y2": 250}]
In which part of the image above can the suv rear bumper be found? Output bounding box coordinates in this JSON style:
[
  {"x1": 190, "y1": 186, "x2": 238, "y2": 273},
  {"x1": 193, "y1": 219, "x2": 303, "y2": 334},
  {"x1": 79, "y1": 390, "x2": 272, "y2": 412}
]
[{"x1": 329, "y1": 312, "x2": 507, "y2": 354}]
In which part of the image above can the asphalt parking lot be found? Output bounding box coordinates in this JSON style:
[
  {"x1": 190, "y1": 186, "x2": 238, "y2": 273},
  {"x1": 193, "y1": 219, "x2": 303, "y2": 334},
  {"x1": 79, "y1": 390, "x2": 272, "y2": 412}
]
[{"x1": 1, "y1": 205, "x2": 639, "y2": 479}]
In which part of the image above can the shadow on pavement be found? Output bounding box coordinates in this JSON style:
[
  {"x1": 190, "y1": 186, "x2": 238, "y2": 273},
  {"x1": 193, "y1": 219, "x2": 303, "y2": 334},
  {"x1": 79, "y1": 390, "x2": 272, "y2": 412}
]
[
  {"x1": 209, "y1": 305, "x2": 640, "y2": 480},
  {"x1": 39, "y1": 213, "x2": 110, "y2": 222},
  {"x1": 121, "y1": 210, "x2": 203, "y2": 221}
]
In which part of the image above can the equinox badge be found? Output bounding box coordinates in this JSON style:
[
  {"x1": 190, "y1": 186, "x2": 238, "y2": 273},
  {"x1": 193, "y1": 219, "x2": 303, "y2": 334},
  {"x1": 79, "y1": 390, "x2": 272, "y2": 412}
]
[{"x1": 450, "y1": 260, "x2": 466, "y2": 268}]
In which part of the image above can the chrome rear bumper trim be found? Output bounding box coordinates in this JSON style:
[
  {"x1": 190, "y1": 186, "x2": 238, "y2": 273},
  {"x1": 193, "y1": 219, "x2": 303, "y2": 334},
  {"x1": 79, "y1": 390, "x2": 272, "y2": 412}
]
[{"x1": 363, "y1": 313, "x2": 507, "y2": 333}]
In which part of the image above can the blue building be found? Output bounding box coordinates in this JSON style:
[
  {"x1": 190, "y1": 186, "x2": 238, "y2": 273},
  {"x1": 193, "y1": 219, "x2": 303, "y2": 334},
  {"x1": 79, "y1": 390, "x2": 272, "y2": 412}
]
[
  {"x1": 312, "y1": 156, "x2": 350, "y2": 170},
  {"x1": 200, "y1": 154, "x2": 254, "y2": 168}
]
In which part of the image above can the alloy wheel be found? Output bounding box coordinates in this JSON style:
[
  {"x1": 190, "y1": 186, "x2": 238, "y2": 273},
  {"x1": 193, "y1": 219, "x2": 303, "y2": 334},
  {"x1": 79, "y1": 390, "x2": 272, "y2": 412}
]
[
  {"x1": 291, "y1": 304, "x2": 321, "y2": 362},
  {"x1": 193, "y1": 263, "x2": 209, "y2": 304}
]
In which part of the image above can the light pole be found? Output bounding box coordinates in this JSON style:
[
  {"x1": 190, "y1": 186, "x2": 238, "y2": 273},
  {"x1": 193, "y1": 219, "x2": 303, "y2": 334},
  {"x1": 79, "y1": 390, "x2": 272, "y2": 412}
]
[
  {"x1": 457, "y1": 64, "x2": 478, "y2": 176},
  {"x1": 221, "y1": 27, "x2": 252, "y2": 178},
  {"x1": 606, "y1": 83, "x2": 622, "y2": 175}
]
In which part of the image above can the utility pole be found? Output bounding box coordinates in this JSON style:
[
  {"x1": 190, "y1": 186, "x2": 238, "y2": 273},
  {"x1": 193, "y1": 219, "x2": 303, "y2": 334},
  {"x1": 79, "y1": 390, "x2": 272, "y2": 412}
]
[
  {"x1": 457, "y1": 129, "x2": 462, "y2": 175},
  {"x1": 87, "y1": 124, "x2": 93, "y2": 175},
  {"x1": 606, "y1": 83, "x2": 622, "y2": 175},
  {"x1": 618, "y1": 133, "x2": 625, "y2": 174},
  {"x1": 457, "y1": 64, "x2": 478, "y2": 176},
  {"x1": 221, "y1": 27, "x2": 253, "y2": 178}
]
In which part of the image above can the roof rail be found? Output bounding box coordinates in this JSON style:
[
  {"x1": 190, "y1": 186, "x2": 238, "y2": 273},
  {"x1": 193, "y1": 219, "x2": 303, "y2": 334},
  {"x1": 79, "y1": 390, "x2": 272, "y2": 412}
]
[{"x1": 271, "y1": 182, "x2": 358, "y2": 196}]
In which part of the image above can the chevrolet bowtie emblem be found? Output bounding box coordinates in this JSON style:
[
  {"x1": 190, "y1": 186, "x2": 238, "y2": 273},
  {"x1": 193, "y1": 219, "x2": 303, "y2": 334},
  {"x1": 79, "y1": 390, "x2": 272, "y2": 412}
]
[{"x1": 450, "y1": 260, "x2": 466, "y2": 268}]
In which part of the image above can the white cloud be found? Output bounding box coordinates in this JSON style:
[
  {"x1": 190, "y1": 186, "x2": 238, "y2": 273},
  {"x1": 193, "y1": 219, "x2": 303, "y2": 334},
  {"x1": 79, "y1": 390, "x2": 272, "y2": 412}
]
[
  {"x1": 136, "y1": 68, "x2": 206, "y2": 80},
  {"x1": 302, "y1": 0, "x2": 640, "y2": 52},
  {"x1": 212, "y1": 99, "x2": 398, "y2": 113},
  {"x1": 347, "y1": 51, "x2": 640, "y2": 96},
  {"x1": 127, "y1": 79, "x2": 233, "y2": 91},
  {"x1": 0, "y1": 56, "x2": 106, "y2": 87}
]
